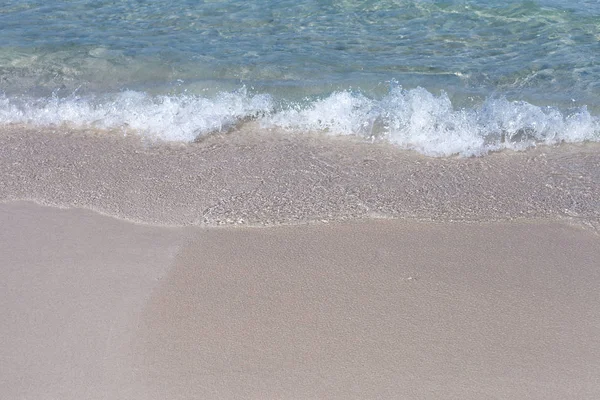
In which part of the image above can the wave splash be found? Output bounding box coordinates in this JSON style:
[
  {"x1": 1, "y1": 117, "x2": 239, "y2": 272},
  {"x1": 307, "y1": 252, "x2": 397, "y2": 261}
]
[
  {"x1": 0, "y1": 88, "x2": 272, "y2": 142},
  {"x1": 272, "y1": 88, "x2": 600, "y2": 156},
  {"x1": 1, "y1": 86, "x2": 598, "y2": 156}
]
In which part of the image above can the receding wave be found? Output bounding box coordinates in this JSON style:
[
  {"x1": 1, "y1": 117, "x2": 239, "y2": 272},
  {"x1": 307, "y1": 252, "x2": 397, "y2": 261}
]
[{"x1": 1, "y1": 86, "x2": 599, "y2": 156}]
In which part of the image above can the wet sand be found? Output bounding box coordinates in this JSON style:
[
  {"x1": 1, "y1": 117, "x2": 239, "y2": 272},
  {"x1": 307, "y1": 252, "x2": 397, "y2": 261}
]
[
  {"x1": 1, "y1": 201, "x2": 599, "y2": 399},
  {"x1": 1, "y1": 125, "x2": 600, "y2": 226}
]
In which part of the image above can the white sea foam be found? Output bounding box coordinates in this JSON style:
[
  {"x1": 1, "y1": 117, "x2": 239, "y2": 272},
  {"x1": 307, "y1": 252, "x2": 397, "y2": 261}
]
[
  {"x1": 1, "y1": 87, "x2": 598, "y2": 156},
  {"x1": 270, "y1": 87, "x2": 600, "y2": 156},
  {"x1": 0, "y1": 88, "x2": 273, "y2": 142}
]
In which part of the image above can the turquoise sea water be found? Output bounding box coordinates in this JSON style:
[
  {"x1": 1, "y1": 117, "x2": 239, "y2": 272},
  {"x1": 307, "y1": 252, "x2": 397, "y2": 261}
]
[{"x1": 1, "y1": 0, "x2": 599, "y2": 156}]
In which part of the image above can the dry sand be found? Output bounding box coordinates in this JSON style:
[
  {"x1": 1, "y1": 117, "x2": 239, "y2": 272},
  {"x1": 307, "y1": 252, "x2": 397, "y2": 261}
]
[
  {"x1": 2, "y1": 201, "x2": 599, "y2": 399},
  {"x1": 0, "y1": 202, "x2": 186, "y2": 399}
]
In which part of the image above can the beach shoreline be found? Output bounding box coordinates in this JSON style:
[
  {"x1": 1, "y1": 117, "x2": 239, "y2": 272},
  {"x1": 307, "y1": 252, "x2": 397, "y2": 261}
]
[
  {"x1": 2, "y1": 125, "x2": 600, "y2": 228},
  {"x1": 2, "y1": 126, "x2": 600, "y2": 398},
  {"x1": 3, "y1": 1, "x2": 600, "y2": 398}
]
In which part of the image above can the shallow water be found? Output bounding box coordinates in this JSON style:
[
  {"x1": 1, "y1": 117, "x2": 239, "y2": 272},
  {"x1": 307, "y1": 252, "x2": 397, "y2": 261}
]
[
  {"x1": 1, "y1": 0, "x2": 599, "y2": 156},
  {"x1": 2, "y1": 125, "x2": 600, "y2": 228}
]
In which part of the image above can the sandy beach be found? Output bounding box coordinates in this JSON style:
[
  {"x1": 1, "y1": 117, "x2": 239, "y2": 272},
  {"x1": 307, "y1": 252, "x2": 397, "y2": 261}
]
[
  {"x1": 1, "y1": 200, "x2": 599, "y2": 399},
  {"x1": 2, "y1": 126, "x2": 600, "y2": 227},
  {"x1": 3, "y1": 0, "x2": 600, "y2": 397},
  {"x1": 2, "y1": 125, "x2": 600, "y2": 399},
  {"x1": 3, "y1": 0, "x2": 600, "y2": 398}
]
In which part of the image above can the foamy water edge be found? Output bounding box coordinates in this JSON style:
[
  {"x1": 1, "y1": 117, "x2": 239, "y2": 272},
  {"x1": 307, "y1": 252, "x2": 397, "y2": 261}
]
[{"x1": 2, "y1": 86, "x2": 599, "y2": 157}]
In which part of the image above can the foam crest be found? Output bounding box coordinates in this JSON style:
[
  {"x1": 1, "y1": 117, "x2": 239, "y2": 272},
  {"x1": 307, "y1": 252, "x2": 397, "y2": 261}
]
[
  {"x1": 0, "y1": 89, "x2": 273, "y2": 141},
  {"x1": 1, "y1": 86, "x2": 599, "y2": 156},
  {"x1": 269, "y1": 87, "x2": 600, "y2": 156}
]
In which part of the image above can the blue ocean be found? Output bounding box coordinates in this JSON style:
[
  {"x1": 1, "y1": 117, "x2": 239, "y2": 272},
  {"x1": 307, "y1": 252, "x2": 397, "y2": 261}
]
[{"x1": 1, "y1": 0, "x2": 599, "y2": 156}]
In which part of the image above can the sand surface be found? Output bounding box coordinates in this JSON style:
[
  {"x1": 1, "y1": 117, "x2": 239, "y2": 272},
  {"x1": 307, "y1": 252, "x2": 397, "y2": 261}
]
[
  {"x1": 2, "y1": 201, "x2": 599, "y2": 399},
  {"x1": 2, "y1": 126, "x2": 600, "y2": 226},
  {"x1": 0, "y1": 202, "x2": 186, "y2": 399}
]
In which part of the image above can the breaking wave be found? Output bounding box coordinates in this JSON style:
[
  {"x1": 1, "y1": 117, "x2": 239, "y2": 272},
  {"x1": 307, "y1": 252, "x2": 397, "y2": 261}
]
[{"x1": 1, "y1": 86, "x2": 598, "y2": 156}]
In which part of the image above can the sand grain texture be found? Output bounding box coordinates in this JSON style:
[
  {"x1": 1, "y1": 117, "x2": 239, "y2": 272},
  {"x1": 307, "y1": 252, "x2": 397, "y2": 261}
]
[
  {"x1": 136, "y1": 219, "x2": 600, "y2": 399},
  {"x1": 0, "y1": 202, "x2": 186, "y2": 400},
  {"x1": 2, "y1": 202, "x2": 598, "y2": 399}
]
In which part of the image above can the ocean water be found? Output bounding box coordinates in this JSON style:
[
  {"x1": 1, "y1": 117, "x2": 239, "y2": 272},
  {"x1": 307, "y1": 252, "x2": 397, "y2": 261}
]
[{"x1": 1, "y1": 0, "x2": 599, "y2": 156}]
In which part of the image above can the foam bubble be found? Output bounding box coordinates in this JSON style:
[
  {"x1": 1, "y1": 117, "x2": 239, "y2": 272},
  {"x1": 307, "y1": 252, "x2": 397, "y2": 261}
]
[
  {"x1": 268, "y1": 87, "x2": 600, "y2": 156},
  {"x1": 0, "y1": 88, "x2": 273, "y2": 142},
  {"x1": 1, "y1": 86, "x2": 599, "y2": 156}
]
